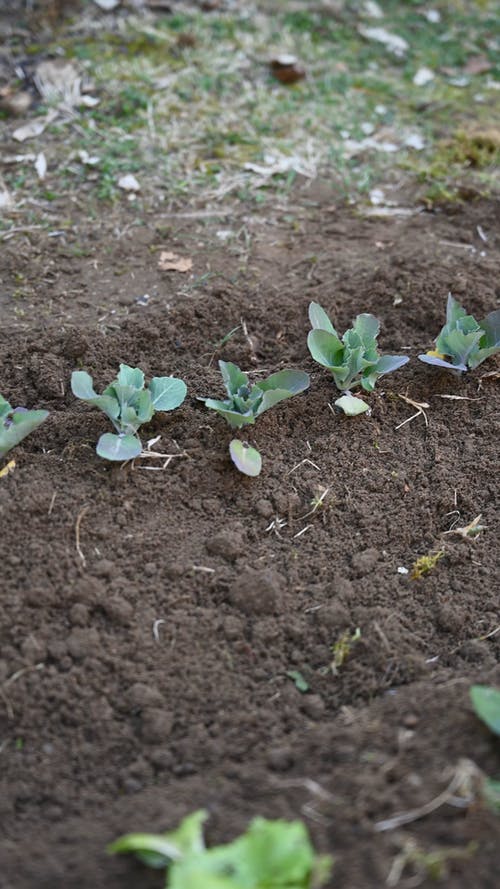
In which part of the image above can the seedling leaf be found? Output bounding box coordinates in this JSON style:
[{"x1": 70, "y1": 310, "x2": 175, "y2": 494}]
[
  {"x1": 229, "y1": 440, "x2": 262, "y2": 476},
  {"x1": 219, "y1": 361, "x2": 249, "y2": 396},
  {"x1": 257, "y1": 369, "x2": 310, "y2": 396},
  {"x1": 418, "y1": 354, "x2": 467, "y2": 372},
  {"x1": 117, "y1": 364, "x2": 145, "y2": 390},
  {"x1": 470, "y1": 685, "x2": 500, "y2": 736},
  {"x1": 96, "y1": 433, "x2": 142, "y2": 461},
  {"x1": 307, "y1": 329, "x2": 343, "y2": 368},
  {"x1": 0, "y1": 402, "x2": 49, "y2": 460},
  {"x1": 149, "y1": 377, "x2": 187, "y2": 411},
  {"x1": 309, "y1": 301, "x2": 336, "y2": 334},
  {"x1": 334, "y1": 394, "x2": 369, "y2": 415}
]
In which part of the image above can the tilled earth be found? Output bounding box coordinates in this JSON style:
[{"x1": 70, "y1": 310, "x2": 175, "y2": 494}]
[{"x1": 1, "y1": 195, "x2": 499, "y2": 888}]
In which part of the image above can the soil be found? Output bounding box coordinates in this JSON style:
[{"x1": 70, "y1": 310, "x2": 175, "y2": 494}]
[{"x1": 1, "y1": 192, "x2": 499, "y2": 889}]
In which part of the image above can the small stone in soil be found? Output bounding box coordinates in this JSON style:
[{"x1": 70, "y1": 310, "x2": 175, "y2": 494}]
[{"x1": 228, "y1": 569, "x2": 284, "y2": 615}]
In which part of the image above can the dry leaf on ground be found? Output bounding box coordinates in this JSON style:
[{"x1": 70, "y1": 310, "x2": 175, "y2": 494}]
[
  {"x1": 117, "y1": 174, "x2": 140, "y2": 192},
  {"x1": 13, "y1": 110, "x2": 58, "y2": 143},
  {"x1": 270, "y1": 55, "x2": 306, "y2": 85},
  {"x1": 158, "y1": 251, "x2": 193, "y2": 273}
]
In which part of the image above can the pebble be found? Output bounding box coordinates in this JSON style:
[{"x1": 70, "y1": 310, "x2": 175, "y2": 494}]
[
  {"x1": 228, "y1": 569, "x2": 284, "y2": 616},
  {"x1": 67, "y1": 628, "x2": 100, "y2": 661},
  {"x1": 255, "y1": 498, "x2": 274, "y2": 519},
  {"x1": 102, "y1": 595, "x2": 133, "y2": 625},
  {"x1": 267, "y1": 746, "x2": 294, "y2": 771},
  {"x1": 222, "y1": 615, "x2": 244, "y2": 641},
  {"x1": 93, "y1": 559, "x2": 115, "y2": 579},
  {"x1": 206, "y1": 530, "x2": 245, "y2": 562},
  {"x1": 69, "y1": 603, "x2": 90, "y2": 627},
  {"x1": 141, "y1": 709, "x2": 174, "y2": 743},
  {"x1": 300, "y1": 695, "x2": 326, "y2": 720},
  {"x1": 351, "y1": 547, "x2": 381, "y2": 576},
  {"x1": 128, "y1": 682, "x2": 164, "y2": 710}
]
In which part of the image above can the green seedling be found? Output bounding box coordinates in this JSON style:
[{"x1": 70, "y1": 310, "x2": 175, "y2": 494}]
[
  {"x1": 411, "y1": 550, "x2": 444, "y2": 580},
  {"x1": 419, "y1": 294, "x2": 500, "y2": 372},
  {"x1": 470, "y1": 686, "x2": 500, "y2": 815},
  {"x1": 199, "y1": 360, "x2": 309, "y2": 476},
  {"x1": 0, "y1": 394, "x2": 48, "y2": 460},
  {"x1": 109, "y1": 808, "x2": 332, "y2": 888},
  {"x1": 71, "y1": 364, "x2": 187, "y2": 461},
  {"x1": 470, "y1": 686, "x2": 500, "y2": 737},
  {"x1": 307, "y1": 303, "x2": 409, "y2": 415},
  {"x1": 331, "y1": 628, "x2": 361, "y2": 675}
]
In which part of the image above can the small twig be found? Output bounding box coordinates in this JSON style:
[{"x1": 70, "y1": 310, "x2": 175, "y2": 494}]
[
  {"x1": 1, "y1": 662, "x2": 44, "y2": 719},
  {"x1": 0, "y1": 225, "x2": 44, "y2": 241},
  {"x1": 240, "y1": 317, "x2": 258, "y2": 364},
  {"x1": 396, "y1": 394, "x2": 429, "y2": 430},
  {"x1": 299, "y1": 487, "x2": 330, "y2": 520},
  {"x1": 293, "y1": 524, "x2": 312, "y2": 539},
  {"x1": 48, "y1": 492, "x2": 57, "y2": 515},
  {"x1": 152, "y1": 619, "x2": 165, "y2": 643},
  {"x1": 287, "y1": 458, "x2": 321, "y2": 475},
  {"x1": 75, "y1": 505, "x2": 90, "y2": 566},
  {"x1": 374, "y1": 759, "x2": 480, "y2": 832}
]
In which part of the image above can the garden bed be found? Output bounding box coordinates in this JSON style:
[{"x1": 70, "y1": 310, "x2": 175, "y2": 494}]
[{"x1": 1, "y1": 193, "x2": 499, "y2": 887}]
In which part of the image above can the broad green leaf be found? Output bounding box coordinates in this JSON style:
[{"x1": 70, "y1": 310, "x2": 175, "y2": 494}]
[
  {"x1": 374, "y1": 355, "x2": 409, "y2": 375},
  {"x1": 229, "y1": 440, "x2": 262, "y2": 476},
  {"x1": 470, "y1": 685, "x2": 500, "y2": 736},
  {"x1": 353, "y1": 313, "x2": 379, "y2": 343},
  {"x1": 0, "y1": 395, "x2": 12, "y2": 420},
  {"x1": 202, "y1": 399, "x2": 254, "y2": 428},
  {"x1": 469, "y1": 345, "x2": 500, "y2": 370},
  {"x1": 149, "y1": 377, "x2": 187, "y2": 411},
  {"x1": 308, "y1": 302, "x2": 336, "y2": 334},
  {"x1": 0, "y1": 409, "x2": 49, "y2": 459},
  {"x1": 484, "y1": 778, "x2": 500, "y2": 814},
  {"x1": 71, "y1": 370, "x2": 98, "y2": 400},
  {"x1": 446, "y1": 293, "x2": 468, "y2": 327},
  {"x1": 136, "y1": 389, "x2": 154, "y2": 424},
  {"x1": 219, "y1": 361, "x2": 248, "y2": 397},
  {"x1": 257, "y1": 369, "x2": 310, "y2": 396},
  {"x1": 335, "y1": 394, "x2": 369, "y2": 416},
  {"x1": 108, "y1": 833, "x2": 184, "y2": 867},
  {"x1": 72, "y1": 372, "x2": 121, "y2": 419},
  {"x1": 170, "y1": 817, "x2": 331, "y2": 889},
  {"x1": 96, "y1": 433, "x2": 142, "y2": 461},
  {"x1": 255, "y1": 388, "x2": 298, "y2": 416},
  {"x1": 441, "y1": 329, "x2": 483, "y2": 367},
  {"x1": 162, "y1": 810, "x2": 207, "y2": 857},
  {"x1": 480, "y1": 309, "x2": 500, "y2": 348},
  {"x1": 307, "y1": 329, "x2": 344, "y2": 369},
  {"x1": 109, "y1": 811, "x2": 208, "y2": 870},
  {"x1": 418, "y1": 353, "x2": 467, "y2": 372},
  {"x1": 117, "y1": 364, "x2": 145, "y2": 390},
  {"x1": 120, "y1": 405, "x2": 142, "y2": 434}
]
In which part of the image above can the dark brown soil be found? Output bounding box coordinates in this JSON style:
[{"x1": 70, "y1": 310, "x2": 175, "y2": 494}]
[{"x1": 1, "y1": 194, "x2": 499, "y2": 889}]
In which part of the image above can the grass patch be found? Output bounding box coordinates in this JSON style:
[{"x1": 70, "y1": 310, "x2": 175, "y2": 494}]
[{"x1": 1, "y1": 1, "x2": 499, "y2": 211}]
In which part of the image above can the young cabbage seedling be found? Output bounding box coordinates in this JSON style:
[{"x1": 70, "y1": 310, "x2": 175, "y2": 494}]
[
  {"x1": 307, "y1": 302, "x2": 409, "y2": 415},
  {"x1": 71, "y1": 364, "x2": 187, "y2": 461},
  {"x1": 109, "y1": 808, "x2": 333, "y2": 888},
  {"x1": 199, "y1": 360, "x2": 309, "y2": 475},
  {"x1": 0, "y1": 394, "x2": 48, "y2": 460},
  {"x1": 419, "y1": 293, "x2": 500, "y2": 372}
]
